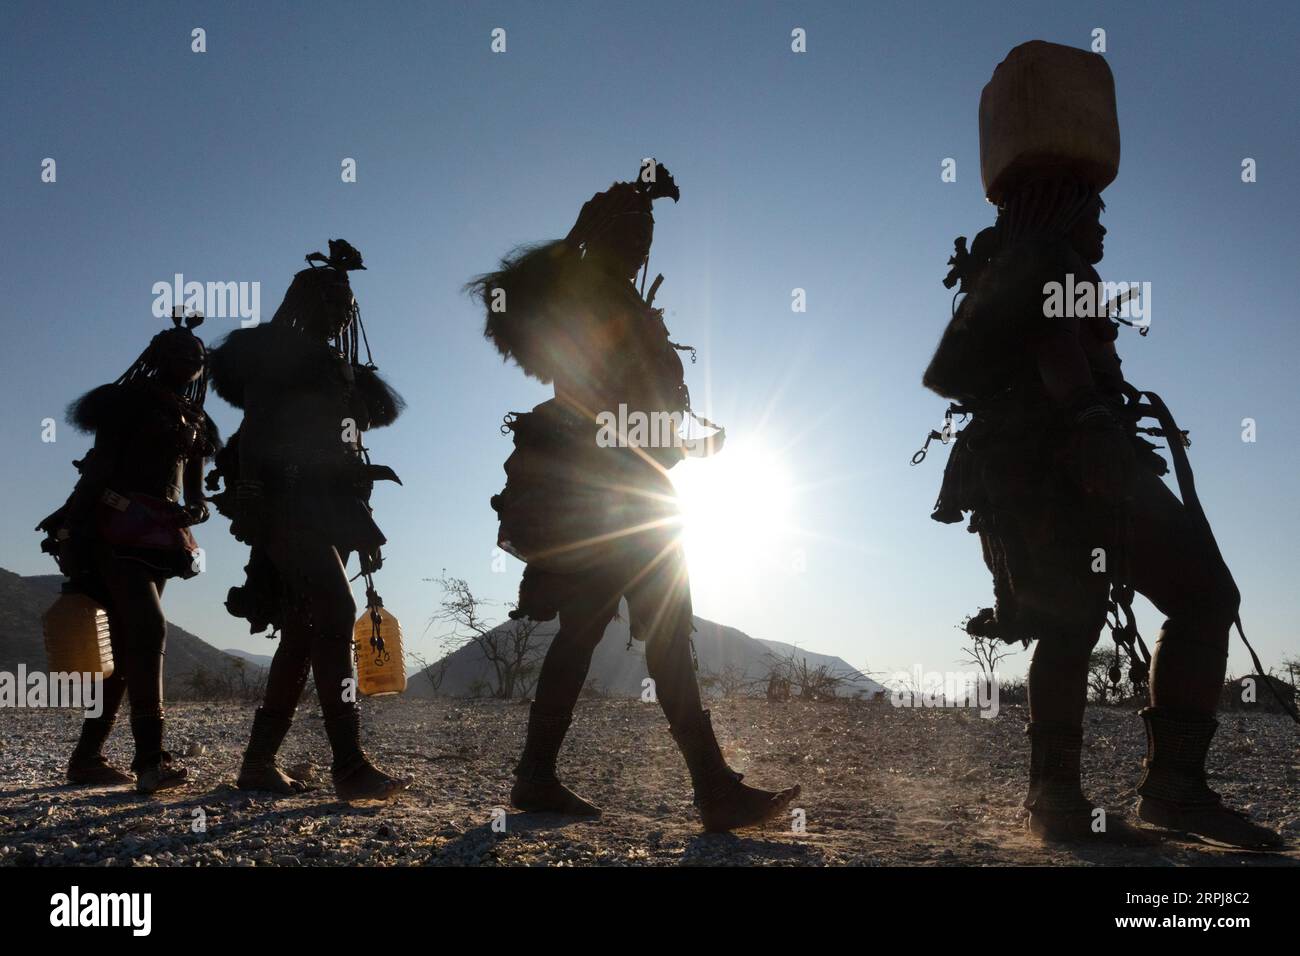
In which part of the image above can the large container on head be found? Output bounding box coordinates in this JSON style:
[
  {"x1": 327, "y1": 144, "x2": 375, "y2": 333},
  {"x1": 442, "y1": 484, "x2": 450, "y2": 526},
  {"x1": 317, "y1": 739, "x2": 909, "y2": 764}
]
[{"x1": 979, "y1": 40, "x2": 1120, "y2": 204}]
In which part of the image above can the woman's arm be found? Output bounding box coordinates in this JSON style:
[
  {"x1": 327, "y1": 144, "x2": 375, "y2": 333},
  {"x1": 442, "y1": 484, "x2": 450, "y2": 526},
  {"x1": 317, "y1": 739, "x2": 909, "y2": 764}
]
[
  {"x1": 63, "y1": 425, "x2": 121, "y2": 530},
  {"x1": 1037, "y1": 320, "x2": 1134, "y2": 498},
  {"x1": 229, "y1": 379, "x2": 271, "y2": 542},
  {"x1": 181, "y1": 454, "x2": 208, "y2": 525},
  {"x1": 237, "y1": 379, "x2": 271, "y2": 484},
  {"x1": 1036, "y1": 323, "x2": 1097, "y2": 407}
]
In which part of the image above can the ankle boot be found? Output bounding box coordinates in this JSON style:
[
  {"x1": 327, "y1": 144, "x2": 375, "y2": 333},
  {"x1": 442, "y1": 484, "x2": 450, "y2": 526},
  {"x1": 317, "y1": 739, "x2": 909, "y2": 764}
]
[
  {"x1": 669, "y1": 709, "x2": 799, "y2": 833},
  {"x1": 1024, "y1": 721, "x2": 1155, "y2": 845},
  {"x1": 236, "y1": 708, "x2": 308, "y2": 794},
  {"x1": 67, "y1": 713, "x2": 131, "y2": 786},
  {"x1": 509, "y1": 705, "x2": 600, "y2": 816},
  {"x1": 1024, "y1": 721, "x2": 1089, "y2": 814},
  {"x1": 322, "y1": 708, "x2": 409, "y2": 802},
  {"x1": 1136, "y1": 707, "x2": 1282, "y2": 849},
  {"x1": 130, "y1": 713, "x2": 188, "y2": 794}
]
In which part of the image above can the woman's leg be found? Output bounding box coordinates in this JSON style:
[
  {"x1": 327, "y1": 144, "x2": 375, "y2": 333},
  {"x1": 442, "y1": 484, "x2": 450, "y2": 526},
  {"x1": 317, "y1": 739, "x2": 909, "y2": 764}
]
[
  {"x1": 531, "y1": 585, "x2": 620, "y2": 718},
  {"x1": 629, "y1": 545, "x2": 801, "y2": 833},
  {"x1": 66, "y1": 605, "x2": 129, "y2": 783},
  {"x1": 262, "y1": 528, "x2": 407, "y2": 800},
  {"x1": 626, "y1": 545, "x2": 699, "y2": 728},
  {"x1": 95, "y1": 553, "x2": 185, "y2": 792},
  {"x1": 261, "y1": 615, "x2": 314, "y2": 719},
  {"x1": 1023, "y1": 630, "x2": 1122, "y2": 840},
  {"x1": 1125, "y1": 469, "x2": 1277, "y2": 847},
  {"x1": 1017, "y1": 570, "x2": 1154, "y2": 841},
  {"x1": 511, "y1": 570, "x2": 619, "y2": 816},
  {"x1": 1127, "y1": 470, "x2": 1237, "y2": 710},
  {"x1": 972, "y1": 498, "x2": 1153, "y2": 842},
  {"x1": 236, "y1": 607, "x2": 313, "y2": 793},
  {"x1": 67, "y1": 555, "x2": 130, "y2": 782},
  {"x1": 1010, "y1": 494, "x2": 1109, "y2": 732}
]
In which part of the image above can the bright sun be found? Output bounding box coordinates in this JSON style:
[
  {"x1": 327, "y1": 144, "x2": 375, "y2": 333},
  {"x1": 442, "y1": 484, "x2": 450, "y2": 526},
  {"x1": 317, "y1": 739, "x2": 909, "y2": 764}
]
[{"x1": 669, "y1": 437, "x2": 798, "y2": 603}]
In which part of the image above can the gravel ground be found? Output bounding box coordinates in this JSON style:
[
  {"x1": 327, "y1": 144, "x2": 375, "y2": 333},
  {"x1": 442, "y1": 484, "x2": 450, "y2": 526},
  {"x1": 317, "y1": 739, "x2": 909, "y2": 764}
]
[{"x1": 1, "y1": 698, "x2": 1297, "y2": 866}]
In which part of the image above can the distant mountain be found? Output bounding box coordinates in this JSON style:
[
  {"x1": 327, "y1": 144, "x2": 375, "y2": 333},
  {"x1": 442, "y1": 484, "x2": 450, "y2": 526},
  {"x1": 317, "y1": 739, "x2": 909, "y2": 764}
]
[
  {"x1": 223, "y1": 648, "x2": 275, "y2": 670},
  {"x1": 405, "y1": 607, "x2": 884, "y2": 700},
  {"x1": 0, "y1": 571, "x2": 47, "y2": 672},
  {"x1": 0, "y1": 569, "x2": 257, "y2": 688}
]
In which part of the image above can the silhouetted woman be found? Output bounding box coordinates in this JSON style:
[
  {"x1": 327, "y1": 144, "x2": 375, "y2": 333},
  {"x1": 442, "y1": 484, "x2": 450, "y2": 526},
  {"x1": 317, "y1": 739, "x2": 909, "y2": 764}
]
[
  {"x1": 924, "y1": 178, "x2": 1280, "y2": 849},
  {"x1": 470, "y1": 162, "x2": 800, "y2": 831},
  {"x1": 207, "y1": 240, "x2": 408, "y2": 801},
  {"x1": 39, "y1": 313, "x2": 217, "y2": 793}
]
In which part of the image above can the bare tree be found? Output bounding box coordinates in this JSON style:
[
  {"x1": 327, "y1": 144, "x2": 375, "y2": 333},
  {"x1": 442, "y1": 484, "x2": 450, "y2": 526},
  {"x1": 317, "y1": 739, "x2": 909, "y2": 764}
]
[
  {"x1": 700, "y1": 661, "x2": 761, "y2": 699},
  {"x1": 720, "y1": 661, "x2": 762, "y2": 698},
  {"x1": 1086, "y1": 648, "x2": 1118, "y2": 703},
  {"x1": 226, "y1": 655, "x2": 253, "y2": 699},
  {"x1": 1281, "y1": 654, "x2": 1300, "y2": 691},
  {"x1": 429, "y1": 573, "x2": 545, "y2": 700},
  {"x1": 174, "y1": 656, "x2": 267, "y2": 702},
  {"x1": 180, "y1": 666, "x2": 218, "y2": 700},
  {"x1": 960, "y1": 630, "x2": 1015, "y2": 697},
  {"x1": 408, "y1": 651, "x2": 451, "y2": 696},
  {"x1": 765, "y1": 671, "x2": 792, "y2": 702},
  {"x1": 763, "y1": 647, "x2": 867, "y2": 702}
]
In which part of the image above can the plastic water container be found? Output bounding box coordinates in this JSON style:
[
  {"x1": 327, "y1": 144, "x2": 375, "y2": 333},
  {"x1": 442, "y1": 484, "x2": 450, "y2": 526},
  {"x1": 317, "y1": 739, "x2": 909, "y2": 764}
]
[
  {"x1": 979, "y1": 40, "x2": 1120, "y2": 203},
  {"x1": 42, "y1": 589, "x2": 114, "y2": 678},
  {"x1": 353, "y1": 605, "x2": 406, "y2": 697}
]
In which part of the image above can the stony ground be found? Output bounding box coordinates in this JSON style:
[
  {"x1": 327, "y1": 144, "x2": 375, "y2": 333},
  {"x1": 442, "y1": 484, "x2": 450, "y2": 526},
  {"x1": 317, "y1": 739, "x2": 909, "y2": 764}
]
[{"x1": 1, "y1": 698, "x2": 1297, "y2": 867}]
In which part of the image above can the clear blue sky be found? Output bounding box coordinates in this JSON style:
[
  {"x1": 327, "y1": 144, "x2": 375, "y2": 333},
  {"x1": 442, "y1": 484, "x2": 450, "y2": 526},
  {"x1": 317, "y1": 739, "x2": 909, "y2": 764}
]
[{"x1": 2, "y1": 1, "x2": 1297, "y2": 682}]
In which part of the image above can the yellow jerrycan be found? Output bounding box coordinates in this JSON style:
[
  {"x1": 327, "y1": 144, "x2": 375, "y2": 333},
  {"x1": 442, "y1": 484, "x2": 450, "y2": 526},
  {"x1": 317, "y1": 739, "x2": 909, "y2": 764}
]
[
  {"x1": 353, "y1": 579, "x2": 406, "y2": 697},
  {"x1": 42, "y1": 587, "x2": 115, "y2": 678}
]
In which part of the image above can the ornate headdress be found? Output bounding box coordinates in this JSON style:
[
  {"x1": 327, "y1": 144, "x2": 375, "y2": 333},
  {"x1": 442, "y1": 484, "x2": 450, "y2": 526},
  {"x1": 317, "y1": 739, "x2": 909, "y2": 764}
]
[
  {"x1": 564, "y1": 160, "x2": 680, "y2": 253},
  {"x1": 271, "y1": 238, "x2": 376, "y2": 367},
  {"x1": 306, "y1": 238, "x2": 366, "y2": 272},
  {"x1": 470, "y1": 160, "x2": 681, "y2": 382}
]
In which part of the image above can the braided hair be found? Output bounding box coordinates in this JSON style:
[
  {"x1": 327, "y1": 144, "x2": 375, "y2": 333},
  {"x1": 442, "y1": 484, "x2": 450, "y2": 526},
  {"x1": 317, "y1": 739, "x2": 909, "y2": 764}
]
[
  {"x1": 924, "y1": 176, "x2": 1106, "y2": 401},
  {"x1": 270, "y1": 238, "x2": 375, "y2": 367},
  {"x1": 995, "y1": 175, "x2": 1101, "y2": 243},
  {"x1": 942, "y1": 175, "x2": 1104, "y2": 302},
  {"x1": 116, "y1": 312, "x2": 209, "y2": 408}
]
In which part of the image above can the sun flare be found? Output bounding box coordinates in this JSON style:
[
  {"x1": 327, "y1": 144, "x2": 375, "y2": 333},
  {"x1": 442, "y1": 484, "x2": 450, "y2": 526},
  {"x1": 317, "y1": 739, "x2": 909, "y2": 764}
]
[{"x1": 669, "y1": 437, "x2": 798, "y2": 602}]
